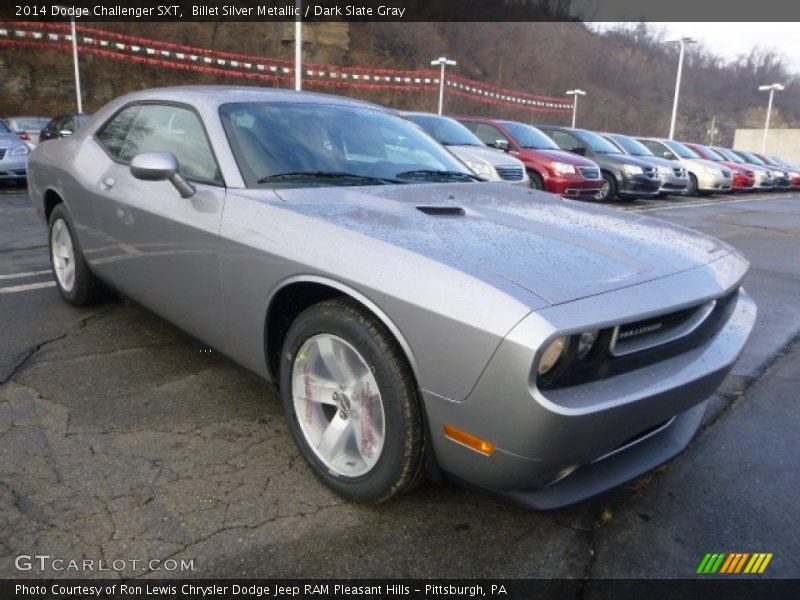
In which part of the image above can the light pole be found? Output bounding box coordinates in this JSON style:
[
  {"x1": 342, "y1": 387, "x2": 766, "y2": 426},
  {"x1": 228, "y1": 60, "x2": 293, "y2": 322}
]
[
  {"x1": 666, "y1": 36, "x2": 696, "y2": 140},
  {"x1": 758, "y1": 83, "x2": 784, "y2": 152},
  {"x1": 55, "y1": 5, "x2": 83, "y2": 112},
  {"x1": 566, "y1": 89, "x2": 586, "y2": 128},
  {"x1": 431, "y1": 57, "x2": 456, "y2": 115},
  {"x1": 294, "y1": 0, "x2": 302, "y2": 91}
]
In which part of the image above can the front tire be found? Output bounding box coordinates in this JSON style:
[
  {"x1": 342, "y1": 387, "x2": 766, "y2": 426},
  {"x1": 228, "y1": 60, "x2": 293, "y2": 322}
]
[
  {"x1": 686, "y1": 173, "x2": 699, "y2": 196},
  {"x1": 528, "y1": 171, "x2": 545, "y2": 190},
  {"x1": 279, "y1": 298, "x2": 425, "y2": 503},
  {"x1": 595, "y1": 173, "x2": 617, "y2": 202},
  {"x1": 48, "y1": 203, "x2": 109, "y2": 306}
]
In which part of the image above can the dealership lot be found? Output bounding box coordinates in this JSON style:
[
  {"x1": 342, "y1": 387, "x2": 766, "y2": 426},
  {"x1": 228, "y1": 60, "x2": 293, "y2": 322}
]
[{"x1": 1, "y1": 185, "x2": 799, "y2": 579}]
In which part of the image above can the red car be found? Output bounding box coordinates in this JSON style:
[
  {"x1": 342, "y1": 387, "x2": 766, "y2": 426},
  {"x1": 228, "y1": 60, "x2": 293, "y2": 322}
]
[
  {"x1": 684, "y1": 142, "x2": 754, "y2": 193},
  {"x1": 456, "y1": 117, "x2": 603, "y2": 199}
]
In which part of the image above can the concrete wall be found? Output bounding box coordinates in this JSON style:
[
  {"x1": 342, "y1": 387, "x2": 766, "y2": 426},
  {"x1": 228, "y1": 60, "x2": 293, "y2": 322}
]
[{"x1": 733, "y1": 129, "x2": 800, "y2": 162}]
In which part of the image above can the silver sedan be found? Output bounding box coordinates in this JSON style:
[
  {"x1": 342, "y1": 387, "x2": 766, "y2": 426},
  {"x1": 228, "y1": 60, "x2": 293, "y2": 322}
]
[{"x1": 27, "y1": 86, "x2": 756, "y2": 509}]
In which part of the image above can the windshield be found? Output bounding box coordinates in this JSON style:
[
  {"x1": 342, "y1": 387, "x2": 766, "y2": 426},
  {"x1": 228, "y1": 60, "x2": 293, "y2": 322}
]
[
  {"x1": 404, "y1": 114, "x2": 483, "y2": 146},
  {"x1": 664, "y1": 140, "x2": 700, "y2": 159},
  {"x1": 696, "y1": 145, "x2": 724, "y2": 161},
  {"x1": 499, "y1": 122, "x2": 559, "y2": 150},
  {"x1": 577, "y1": 129, "x2": 621, "y2": 154},
  {"x1": 736, "y1": 150, "x2": 765, "y2": 165},
  {"x1": 714, "y1": 147, "x2": 744, "y2": 163},
  {"x1": 608, "y1": 134, "x2": 653, "y2": 156},
  {"x1": 220, "y1": 102, "x2": 474, "y2": 187}
]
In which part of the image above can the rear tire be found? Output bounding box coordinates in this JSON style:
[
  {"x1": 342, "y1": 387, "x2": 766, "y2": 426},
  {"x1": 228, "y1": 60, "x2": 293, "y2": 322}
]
[
  {"x1": 279, "y1": 298, "x2": 425, "y2": 503},
  {"x1": 48, "y1": 203, "x2": 110, "y2": 306}
]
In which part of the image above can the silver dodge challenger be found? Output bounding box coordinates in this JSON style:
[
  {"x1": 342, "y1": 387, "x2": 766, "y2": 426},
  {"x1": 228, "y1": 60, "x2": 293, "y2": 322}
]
[{"x1": 27, "y1": 86, "x2": 756, "y2": 509}]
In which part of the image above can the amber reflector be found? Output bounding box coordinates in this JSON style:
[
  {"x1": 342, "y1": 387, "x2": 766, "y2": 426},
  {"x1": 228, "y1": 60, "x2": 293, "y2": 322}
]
[{"x1": 444, "y1": 424, "x2": 496, "y2": 456}]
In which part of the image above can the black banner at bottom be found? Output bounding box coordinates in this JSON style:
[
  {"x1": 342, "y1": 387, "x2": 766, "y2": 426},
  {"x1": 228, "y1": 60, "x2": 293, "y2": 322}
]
[{"x1": 3, "y1": 579, "x2": 799, "y2": 600}]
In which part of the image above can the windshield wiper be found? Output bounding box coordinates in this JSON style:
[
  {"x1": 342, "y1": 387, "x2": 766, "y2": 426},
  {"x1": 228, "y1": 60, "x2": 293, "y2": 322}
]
[
  {"x1": 395, "y1": 169, "x2": 483, "y2": 182},
  {"x1": 257, "y1": 171, "x2": 404, "y2": 185}
]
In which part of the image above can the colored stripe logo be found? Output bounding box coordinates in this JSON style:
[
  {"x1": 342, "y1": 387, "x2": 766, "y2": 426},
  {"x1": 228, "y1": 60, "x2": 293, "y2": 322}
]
[{"x1": 697, "y1": 552, "x2": 773, "y2": 574}]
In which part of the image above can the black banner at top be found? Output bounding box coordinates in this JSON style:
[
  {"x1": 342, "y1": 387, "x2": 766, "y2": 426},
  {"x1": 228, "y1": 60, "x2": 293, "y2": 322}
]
[{"x1": 3, "y1": 0, "x2": 800, "y2": 22}]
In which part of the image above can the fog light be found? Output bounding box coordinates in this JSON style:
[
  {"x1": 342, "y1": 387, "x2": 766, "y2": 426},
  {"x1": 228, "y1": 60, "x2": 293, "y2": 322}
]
[
  {"x1": 577, "y1": 330, "x2": 599, "y2": 359},
  {"x1": 537, "y1": 336, "x2": 567, "y2": 375}
]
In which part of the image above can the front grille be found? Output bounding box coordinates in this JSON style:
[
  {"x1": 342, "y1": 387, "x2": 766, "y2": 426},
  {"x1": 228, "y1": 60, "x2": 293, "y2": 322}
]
[
  {"x1": 495, "y1": 165, "x2": 524, "y2": 181},
  {"x1": 672, "y1": 167, "x2": 686, "y2": 178},
  {"x1": 0, "y1": 149, "x2": 6, "y2": 160},
  {"x1": 643, "y1": 167, "x2": 659, "y2": 179},
  {"x1": 578, "y1": 166, "x2": 600, "y2": 180},
  {"x1": 611, "y1": 300, "x2": 717, "y2": 357}
]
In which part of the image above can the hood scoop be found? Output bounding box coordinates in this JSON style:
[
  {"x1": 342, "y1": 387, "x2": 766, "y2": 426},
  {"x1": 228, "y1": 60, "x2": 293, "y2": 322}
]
[{"x1": 416, "y1": 206, "x2": 466, "y2": 217}]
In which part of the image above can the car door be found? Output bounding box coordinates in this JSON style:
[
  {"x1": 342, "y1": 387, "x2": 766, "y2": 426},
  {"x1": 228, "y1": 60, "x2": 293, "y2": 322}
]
[
  {"x1": 472, "y1": 123, "x2": 512, "y2": 150},
  {"x1": 92, "y1": 102, "x2": 228, "y2": 348}
]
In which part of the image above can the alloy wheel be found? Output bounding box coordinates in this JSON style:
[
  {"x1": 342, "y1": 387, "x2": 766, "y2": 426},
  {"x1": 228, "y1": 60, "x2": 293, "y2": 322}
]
[{"x1": 51, "y1": 218, "x2": 76, "y2": 292}]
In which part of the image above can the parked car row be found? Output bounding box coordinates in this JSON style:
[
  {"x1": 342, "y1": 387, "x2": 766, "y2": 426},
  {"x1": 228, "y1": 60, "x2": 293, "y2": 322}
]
[
  {"x1": 401, "y1": 110, "x2": 799, "y2": 202},
  {"x1": 0, "y1": 113, "x2": 91, "y2": 184}
]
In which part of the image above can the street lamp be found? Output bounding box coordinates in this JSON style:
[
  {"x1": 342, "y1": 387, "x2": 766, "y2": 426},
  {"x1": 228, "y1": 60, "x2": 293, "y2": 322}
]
[
  {"x1": 294, "y1": 0, "x2": 302, "y2": 91},
  {"x1": 565, "y1": 89, "x2": 586, "y2": 128},
  {"x1": 666, "y1": 36, "x2": 697, "y2": 140},
  {"x1": 55, "y1": 5, "x2": 83, "y2": 112},
  {"x1": 431, "y1": 57, "x2": 457, "y2": 115},
  {"x1": 758, "y1": 83, "x2": 784, "y2": 152}
]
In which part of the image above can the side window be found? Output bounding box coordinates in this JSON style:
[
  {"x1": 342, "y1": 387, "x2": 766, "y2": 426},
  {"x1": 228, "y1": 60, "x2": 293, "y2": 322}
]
[
  {"x1": 96, "y1": 105, "x2": 141, "y2": 159},
  {"x1": 642, "y1": 140, "x2": 667, "y2": 157},
  {"x1": 549, "y1": 130, "x2": 582, "y2": 152},
  {"x1": 61, "y1": 116, "x2": 76, "y2": 133},
  {"x1": 473, "y1": 123, "x2": 508, "y2": 146}
]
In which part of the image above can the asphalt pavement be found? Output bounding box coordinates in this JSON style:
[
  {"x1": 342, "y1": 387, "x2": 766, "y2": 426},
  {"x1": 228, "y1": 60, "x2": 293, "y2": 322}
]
[{"x1": 1, "y1": 183, "x2": 798, "y2": 580}]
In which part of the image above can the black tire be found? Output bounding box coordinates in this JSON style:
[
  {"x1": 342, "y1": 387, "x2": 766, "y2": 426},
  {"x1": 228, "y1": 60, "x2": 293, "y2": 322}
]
[
  {"x1": 279, "y1": 297, "x2": 425, "y2": 503},
  {"x1": 686, "y1": 173, "x2": 699, "y2": 196},
  {"x1": 48, "y1": 203, "x2": 110, "y2": 306},
  {"x1": 528, "y1": 171, "x2": 545, "y2": 190},
  {"x1": 595, "y1": 173, "x2": 618, "y2": 202}
]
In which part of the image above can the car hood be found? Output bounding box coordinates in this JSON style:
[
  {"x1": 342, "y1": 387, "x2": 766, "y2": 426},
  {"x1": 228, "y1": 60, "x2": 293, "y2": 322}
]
[
  {"x1": 447, "y1": 145, "x2": 524, "y2": 168},
  {"x1": 628, "y1": 155, "x2": 683, "y2": 170},
  {"x1": 273, "y1": 182, "x2": 731, "y2": 306},
  {"x1": 592, "y1": 153, "x2": 654, "y2": 169},
  {"x1": 521, "y1": 148, "x2": 598, "y2": 167}
]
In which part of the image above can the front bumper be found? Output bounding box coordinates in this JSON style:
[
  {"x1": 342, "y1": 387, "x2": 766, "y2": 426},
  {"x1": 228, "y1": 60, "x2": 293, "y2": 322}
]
[
  {"x1": 697, "y1": 171, "x2": 732, "y2": 193},
  {"x1": 731, "y1": 174, "x2": 755, "y2": 191},
  {"x1": 0, "y1": 153, "x2": 28, "y2": 179},
  {"x1": 619, "y1": 173, "x2": 661, "y2": 197},
  {"x1": 658, "y1": 173, "x2": 689, "y2": 195},
  {"x1": 545, "y1": 174, "x2": 602, "y2": 199},
  {"x1": 423, "y1": 255, "x2": 755, "y2": 509}
]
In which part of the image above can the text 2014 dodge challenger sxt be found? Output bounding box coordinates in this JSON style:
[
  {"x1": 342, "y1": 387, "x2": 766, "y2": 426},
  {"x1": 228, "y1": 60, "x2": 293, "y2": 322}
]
[{"x1": 27, "y1": 86, "x2": 756, "y2": 509}]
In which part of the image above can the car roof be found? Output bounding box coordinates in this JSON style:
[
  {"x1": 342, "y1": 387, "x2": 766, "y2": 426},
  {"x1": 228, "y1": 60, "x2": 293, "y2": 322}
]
[{"x1": 109, "y1": 85, "x2": 385, "y2": 111}]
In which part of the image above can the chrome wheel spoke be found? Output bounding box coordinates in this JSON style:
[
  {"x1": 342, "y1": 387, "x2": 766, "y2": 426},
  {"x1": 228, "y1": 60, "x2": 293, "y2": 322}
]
[
  {"x1": 51, "y1": 218, "x2": 76, "y2": 293},
  {"x1": 291, "y1": 333, "x2": 386, "y2": 478}
]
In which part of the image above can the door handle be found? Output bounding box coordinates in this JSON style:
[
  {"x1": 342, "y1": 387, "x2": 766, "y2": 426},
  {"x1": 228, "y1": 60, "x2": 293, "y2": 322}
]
[{"x1": 102, "y1": 177, "x2": 116, "y2": 188}]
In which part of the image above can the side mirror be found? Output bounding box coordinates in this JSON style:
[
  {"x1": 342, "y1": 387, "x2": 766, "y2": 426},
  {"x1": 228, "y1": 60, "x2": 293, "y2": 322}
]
[
  {"x1": 58, "y1": 129, "x2": 73, "y2": 137},
  {"x1": 130, "y1": 151, "x2": 195, "y2": 198},
  {"x1": 494, "y1": 139, "x2": 510, "y2": 152},
  {"x1": 571, "y1": 146, "x2": 586, "y2": 156},
  {"x1": 663, "y1": 151, "x2": 675, "y2": 160}
]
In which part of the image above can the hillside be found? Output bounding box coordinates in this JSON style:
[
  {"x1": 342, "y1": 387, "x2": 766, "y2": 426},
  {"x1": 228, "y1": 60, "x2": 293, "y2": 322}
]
[{"x1": 1, "y1": 21, "x2": 798, "y2": 145}]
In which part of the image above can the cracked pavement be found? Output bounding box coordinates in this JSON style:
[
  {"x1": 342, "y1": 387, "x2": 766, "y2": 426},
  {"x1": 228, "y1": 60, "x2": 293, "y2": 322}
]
[{"x1": 1, "y1": 186, "x2": 799, "y2": 580}]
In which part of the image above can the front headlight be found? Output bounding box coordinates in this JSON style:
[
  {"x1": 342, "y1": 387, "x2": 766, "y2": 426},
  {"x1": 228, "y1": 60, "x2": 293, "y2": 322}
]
[
  {"x1": 622, "y1": 164, "x2": 644, "y2": 176},
  {"x1": 10, "y1": 145, "x2": 30, "y2": 156},
  {"x1": 537, "y1": 337, "x2": 567, "y2": 376},
  {"x1": 551, "y1": 162, "x2": 576, "y2": 175},
  {"x1": 463, "y1": 159, "x2": 499, "y2": 180}
]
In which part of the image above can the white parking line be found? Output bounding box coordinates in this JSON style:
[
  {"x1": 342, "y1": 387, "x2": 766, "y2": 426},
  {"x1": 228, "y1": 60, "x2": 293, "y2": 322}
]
[
  {"x1": 631, "y1": 194, "x2": 793, "y2": 212},
  {"x1": 0, "y1": 281, "x2": 56, "y2": 295},
  {"x1": 0, "y1": 269, "x2": 51, "y2": 280}
]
